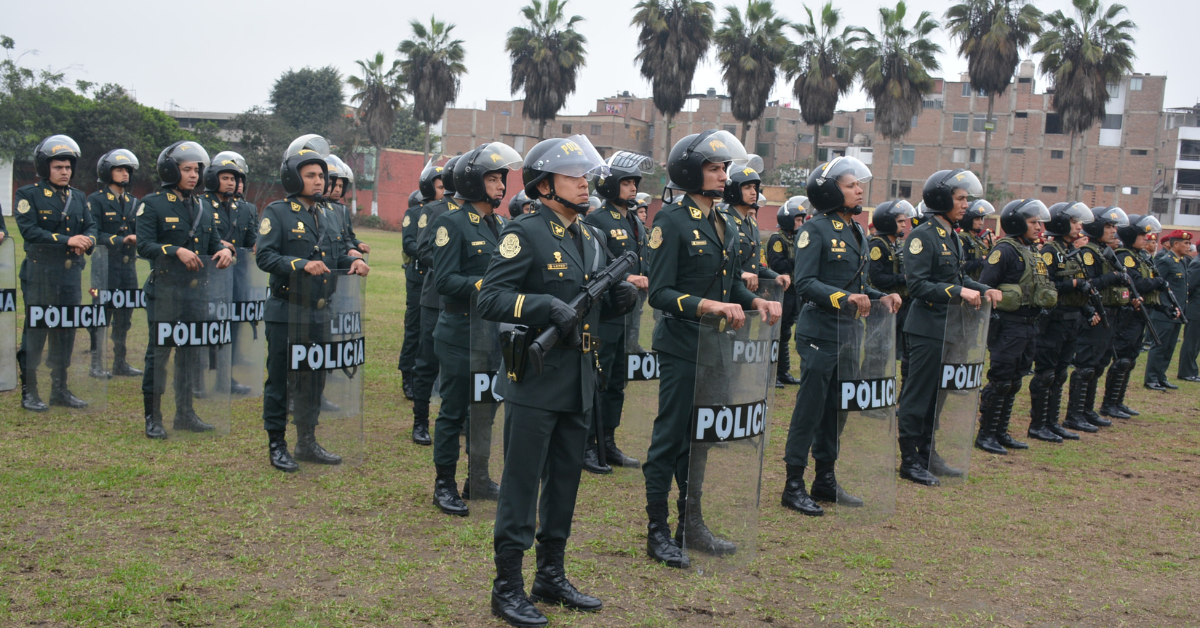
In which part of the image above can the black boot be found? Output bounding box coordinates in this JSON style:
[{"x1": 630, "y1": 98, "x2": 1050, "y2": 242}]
[
  {"x1": 603, "y1": 431, "x2": 640, "y2": 468},
  {"x1": 111, "y1": 358, "x2": 143, "y2": 377},
  {"x1": 925, "y1": 446, "x2": 965, "y2": 478},
  {"x1": 89, "y1": 350, "x2": 112, "y2": 379},
  {"x1": 1115, "y1": 367, "x2": 1140, "y2": 416},
  {"x1": 810, "y1": 459, "x2": 863, "y2": 506},
  {"x1": 777, "y1": 372, "x2": 801, "y2": 386},
  {"x1": 899, "y1": 437, "x2": 939, "y2": 486},
  {"x1": 645, "y1": 500, "x2": 689, "y2": 568},
  {"x1": 143, "y1": 394, "x2": 166, "y2": 440},
  {"x1": 173, "y1": 409, "x2": 215, "y2": 432},
  {"x1": 674, "y1": 497, "x2": 736, "y2": 556},
  {"x1": 780, "y1": 464, "x2": 823, "y2": 516},
  {"x1": 268, "y1": 430, "x2": 299, "y2": 473},
  {"x1": 49, "y1": 377, "x2": 88, "y2": 409},
  {"x1": 411, "y1": 401, "x2": 431, "y2": 446},
  {"x1": 20, "y1": 369, "x2": 48, "y2": 412},
  {"x1": 995, "y1": 385, "x2": 1029, "y2": 450},
  {"x1": 1063, "y1": 371, "x2": 1100, "y2": 433},
  {"x1": 463, "y1": 471, "x2": 501, "y2": 501},
  {"x1": 1027, "y1": 378, "x2": 1063, "y2": 443},
  {"x1": 582, "y1": 435, "x2": 612, "y2": 475},
  {"x1": 1044, "y1": 379, "x2": 1079, "y2": 440},
  {"x1": 294, "y1": 424, "x2": 342, "y2": 464},
  {"x1": 529, "y1": 540, "x2": 602, "y2": 611},
  {"x1": 433, "y1": 464, "x2": 468, "y2": 516},
  {"x1": 401, "y1": 371, "x2": 415, "y2": 401},
  {"x1": 1097, "y1": 368, "x2": 1126, "y2": 421},
  {"x1": 491, "y1": 550, "x2": 546, "y2": 627},
  {"x1": 229, "y1": 379, "x2": 252, "y2": 395},
  {"x1": 319, "y1": 395, "x2": 341, "y2": 412},
  {"x1": 974, "y1": 383, "x2": 1007, "y2": 455}
]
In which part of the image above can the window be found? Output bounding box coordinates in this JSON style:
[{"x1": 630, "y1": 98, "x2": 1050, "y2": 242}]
[
  {"x1": 721, "y1": 99, "x2": 732, "y2": 113},
  {"x1": 755, "y1": 142, "x2": 771, "y2": 157},
  {"x1": 1103, "y1": 186, "x2": 1116, "y2": 193},
  {"x1": 961, "y1": 84, "x2": 987, "y2": 97},
  {"x1": 590, "y1": 124, "x2": 602, "y2": 135},
  {"x1": 893, "y1": 145, "x2": 915, "y2": 166},
  {"x1": 1045, "y1": 113, "x2": 1063, "y2": 134},
  {"x1": 723, "y1": 124, "x2": 737, "y2": 134},
  {"x1": 1015, "y1": 111, "x2": 1028, "y2": 119},
  {"x1": 911, "y1": 114, "x2": 919, "y2": 129},
  {"x1": 864, "y1": 110, "x2": 875, "y2": 122},
  {"x1": 1010, "y1": 148, "x2": 1025, "y2": 154},
  {"x1": 890, "y1": 181, "x2": 913, "y2": 198},
  {"x1": 1082, "y1": 184, "x2": 1095, "y2": 191},
  {"x1": 1051, "y1": 150, "x2": 1064, "y2": 160},
  {"x1": 818, "y1": 148, "x2": 829, "y2": 161},
  {"x1": 1130, "y1": 77, "x2": 1143, "y2": 91},
  {"x1": 1101, "y1": 114, "x2": 1123, "y2": 130},
  {"x1": 953, "y1": 114, "x2": 969, "y2": 132},
  {"x1": 1042, "y1": 186, "x2": 1059, "y2": 194},
  {"x1": 562, "y1": 123, "x2": 572, "y2": 134},
  {"x1": 1127, "y1": 187, "x2": 1139, "y2": 195},
  {"x1": 972, "y1": 115, "x2": 989, "y2": 132},
  {"x1": 764, "y1": 118, "x2": 776, "y2": 132},
  {"x1": 836, "y1": 127, "x2": 846, "y2": 139},
  {"x1": 923, "y1": 99, "x2": 944, "y2": 109},
  {"x1": 1131, "y1": 149, "x2": 1148, "y2": 156},
  {"x1": 1107, "y1": 83, "x2": 1120, "y2": 98},
  {"x1": 1182, "y1": 199, "x2": 1200, "y2": 215},
  {"x1": 821, "y1": 125, "x2": 831, "y2": 136},
  {"x1": 953, "y1": 148, "x2": 980, "y2": 163}
]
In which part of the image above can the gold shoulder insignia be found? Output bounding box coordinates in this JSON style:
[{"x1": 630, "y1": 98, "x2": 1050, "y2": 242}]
[
  {"x1": 259, "y1": 217, "x2": 272, "y2": 235},
  {"x1": 550, "y1": 222, "x2": 565, "y2": 238},
  {"x1": 773, "y1": 240, "x2": 784, "y2": 253},
  {"x1": 649, "y1": 226, "x2": 663, "y2": 250},
  {"x1": 499, "y1": 233, "x2": 521, "y2": 258},
  {"x1": 166, "y1": 193, "x2": 177, "y2": 202},
  {"x1": 435, "y1": 226, "x2": 450, "y2": 247},
  {"x1": 797, "y1": 230, "x2": 810, "y2": 248},
  {"x1": 107, "y1": 193, "x2": 115, "y2": 200},
  {"x1": 418, "y1": 213, "x2": 428, "y2": 228},
  {"x1": 870, "y1": 246, "x2": 882, "y2": 261},
  {"x1": 449, "y1": 202, "x2": 460, "y2": 211},
  {"x1": 212, "y1": 200, "x2": 219, "y2": 208},
  {"x1": 988, "y1": 250, "x2": 1002, "y2": 264},
  {"x1": 583, "y1": 227, "x2": 591, "y2": 239},
  {"x1": 909, "y1": 238, "x2": 923, "y2": 254},
  {"x1": 17, "y1": 199, "x2": 30, "y2": 214},
  {"x1": 734, "y1": 216, "x2": 742, "y2": 224},
  {"x1": 1042, "y1": 252, "x2": 1054, "y2": 265},
  {"x1": 610, "y1": 211, "x2": 621, "y2": 219},
  {"x1": 689, "y1": 206, "x2": 702, "y2": 221},
  {"x1": 402, "y1": 214, "x2": 411, "y2": 227},
  {"x1": 43, "y1": 188, "x2": 53, "y2": 197},
  {"x1": 290, "y1": 202, "x2": 301, "y2": 212},
  {"x1": 468, "y1": 211, "x2": 480, "y2": 224},
  {"x1": 1083, "y1": 252, "x2": 1094, "y2": 266},
  {"x1": 1124, "y1": 256, "x2": 1136, "y2": 268},
  {"x1": 937, "y1": 227, "x2": 947, "y2": 237},
  {"x1": 831, "y1": 220, "x2": 844, "y2": 230}
]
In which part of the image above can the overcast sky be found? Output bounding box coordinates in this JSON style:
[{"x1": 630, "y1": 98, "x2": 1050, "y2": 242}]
[{"x1": 6, "y1": 0, "x2": 1198, "y2": 126}]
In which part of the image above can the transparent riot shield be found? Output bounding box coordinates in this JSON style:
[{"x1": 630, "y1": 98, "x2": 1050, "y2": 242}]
[
  {"x1": 931, "y1": 302, "x2": 992, "y2": 485},
  {"x1": 287, "y1": 269, "x2": 365, "y2": 468},
  {"x1": 619, "y1": 301, "x2": 659, "y2": 465},
  {"x1": 149, "y1": 258, "x2": 232, "y2": 436},
  {"x1": 227, "y1": 248, "x2": 267, "y2": 397},
  {"x1": 757, "y1": 282, "x2": 785, "y2": 441},
  {"x1": 95, "y1": 241, "x2": 146, "y2": 380},
  {"x1": 836, "y1": 301, "x2": 897, "y2": 520},
  {"x1": 21, "y1": 244, "x2": 108, "y2": 411},
  {"x1": 0, "y1": 238, "x2": 16, "y2": 391},
  {"x1": 468, "y1": 294, "x2": 504, "y2": 517},
  {"x1": 685, "y1": 310, "x2": 778, "y2": 574}
]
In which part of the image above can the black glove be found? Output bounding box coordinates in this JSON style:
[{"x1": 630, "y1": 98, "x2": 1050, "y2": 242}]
[
  {"x1": 1077, "y1": 280, "x2": 1092, "y2": 293},
  {"x1": 549, "y1": 297, "x2": 581, "y2": 347},
  {"x1": 1152, "y1": 277, "x2": 1168, "y2": 291},
  {"x1": 610, "y1": 281, "x2": 638, "y2": 317}
]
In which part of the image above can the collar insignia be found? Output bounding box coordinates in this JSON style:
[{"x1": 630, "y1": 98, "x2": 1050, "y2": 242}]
[
  {"x1": 689, "y1": 207, "x2": 702, "y2": 220},
  {"x1": 831, "y1": 220, "x2": 844, "y2": 230},
  {"x1": 550, "y1": 221, "x2": 565, "y2": 238}
]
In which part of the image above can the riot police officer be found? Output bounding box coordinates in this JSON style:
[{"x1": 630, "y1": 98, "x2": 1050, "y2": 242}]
[
  {"x1": 509, "y1": 190, "x2": 533, "y2": 217},
  {"x1": 974, "y1": 199, "x2": 1055, "y2": 454},
  {"x1": 256, "y1": 135, "x2": 369, "y2": 471},
  {"x1": 87, "y1": 148, "x2": 142, "y2": 378},
  {"x1": 781, "y1": 158, "x2": 900, "y2": 516},
  {"x1": 478, "y1": 135, "x2": 636, "y2": 626},
  {"x1": 635, "y1": 192, "x2": 651, "y2": 227},
  {"x1": 958, "y1": 200, "x2": 995, "y2": 281},
  {"x1": 15, "y1": 135, "x2": 97, "y2": 412},
  {"x1": 399, "y1": 163, "x2": 443, "y2": 400},
  {"x1": 896, "y1": 170, "x2": 1001, "y2": 484},
  {"x1": 768, "y1": 198, "x2": 809, "y2": 386},
  {"x1": 324, "y1": 155, "x2": 368, "y2": 257},
  {"x1": 1179, "y1": 238, "x2": 1200, "y2": 382},
  {"x1": 721, "y1": 161, "x2": 788, "y2": 296},
  {"x1": 643, "y1": 130, "x2": 780, "y2": 566},
  {"x1": 1144, "y1": 230, "x2": 1190, "y2": 389},
  {"x1": 867, "y1": 199, "x2": 917, "y2": 384},
  {"x1": 1029, "y1": 202, "x2": 1095, "y2": 443}
]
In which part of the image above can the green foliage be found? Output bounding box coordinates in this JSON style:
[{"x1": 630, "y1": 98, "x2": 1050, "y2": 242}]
[
  {"x1": 225, "y1": 107, "x2": 295, "y2": 206},
  {"x1": 506, "y1": 0, "x2": 588, "y2": 138},
  {"x1": 388, "y1": 105, "x2": 439, "y2": 153},
  {"x1": 269, "y1": 66, "x2": 346, "y2": 133},
  {"x1": 714, "y1": 0, "x2": 789, "y2": 137}
]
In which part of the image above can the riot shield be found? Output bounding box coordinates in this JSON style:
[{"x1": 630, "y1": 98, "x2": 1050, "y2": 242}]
[
  {"x1": 931, "y1": 302, "x2": 991, "y2": 485},
  {"x1": 468, "y1": 294, "x2": 503, "y2": 517},
  {"x1": 757, "y1": 282, "x2": 785, "y2": 439},
  {"x1": 227, "y1": 248, "x2": 267, "y2": 397},
  {"x1": 21, "y1": 244, "x2": 108, "y2": 411},
  {"x1": 685, "y1": 309, "x2": 778, "y2": 574},
  {"x1": 287, "y1": 269, "x2": 365, "y2": 467},
  {"x1": 836, "y1": 301, "x2": 897, "y2": 520},
  {"x1": 620, "y1": 301, "x2": 659, "y2": 465},
  {"x1": 0, "y1": 238, "x2": 16, "y2": 391},
  {"x1": 94, "y1": 241, "x2": 146, "y2": 380},
  {"x1": 148, "y1": 258, "x2": 232, "y2": 436}
]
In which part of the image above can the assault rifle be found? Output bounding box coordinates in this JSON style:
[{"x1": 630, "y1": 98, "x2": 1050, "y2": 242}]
[{"x1": 1122, "y1": 271, "x2": 1162, "y2": 346}]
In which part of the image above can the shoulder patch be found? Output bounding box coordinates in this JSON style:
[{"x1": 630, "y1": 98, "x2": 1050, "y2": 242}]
[
  {"x1": 435, "y1": 226, "x2": 450, "y2": 247},
  {"x1": 870, "y1": 246, "x2": 882, "y2": 261},
  {"x1": 403, "y1": 214, "x2": 411, "y2": 227},
  {"x1": 1084, "y1": 251, "x2": 1095, "y2": 266},
  {"x1": 135, "y1": 203, "x2": 145, "y2": 217},
  {"x1": 499, "y1": 233, "x2": 521, "y2": 258},
  {"x1": 773, "y1": 240, "x2": 784, "y2": 253},
  {"x1": 610, "y1": 210, "x2": 621, "y2": 219},
  {"x1": 909, "y1": 238, "x2": 923, "y2": 254},
  {"x1": 797, "y1": 230, "x2": 811, "y2": 249},
  {"x1": 1124, "y1": 256, "x2": 1136, "y2": 268},
  {"x1": 649, "y1": 226, "x2": 663, "y2": 250},
  {"x1": 1042, "y1": 252, "x2": 1053, "y2": 265},
  {"x1": 418, "y1": 213, "x2": 428, "y2": 228},
  {"x1": 259, "y1": 217, "x2": 272, "y2": 235},
  {"x1": 17, "y1": 199, "x2": 30, "y2": 214},
  {"x1": 988, "y1": 250, "x2": 1002, "y2": 264},
  {"x1": 689, "y1": 206, "x2": 702, "y2": 221}
]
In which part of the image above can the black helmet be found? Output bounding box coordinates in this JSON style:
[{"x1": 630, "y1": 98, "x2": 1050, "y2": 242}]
[
  {"x1": 922, "y1": 169, "x2": 983, "y2": 213},
  {"x1": 418, "y1": 161, "x2": 447, "y2": 201},
  {"x1": 279, "y1": 134, "x2": 329, "y2": 196},
  {"x1": 408, "y1": 190, "x2": 422, "y2": 208},
  {"x1": 1043, "y1": 201, "x2": 1093, "y2": 238},
  {"x1": 957, "y1": 199, "x2": 995, "y2": 231},
  {"x1": 595, "y1": 151, "x2": 654, "y2": 207},
  {"x1": 588, "y1": 195, "x2": 603, "y2": 212},
  {"x1": 1083, "y1": 206, "x2": 1129, "y2": 240},
  {"x1": 522, "y1": 135, "x2": 609, "y2": 213},
  {"x1": 806, "y1": 156, "x2": 872, "y2": 213},
  {"x1": 34, "y1": 134, "x2": 82, "y2": 179},
  {"x1": 205, "y1": 151, "x2": 248, "y2": 193},
  {"x1": 634, "y1": 192, "x2": 652, "y2": 210},
  {"x1": 872, "y1": 199, "x2": 917, "y2": 236},
  {"x1": 779, "y1": 195, "x2": 812, "y2": 232},
  {"x1": 723, "y1": 165, "x2": 762, "y2": 207},
  {"x1": 1117, "y1": 213, "x2": 1162, "y2": 248},
  {"x1": 441, "y1": 155, "x2": 461, "y2": 196},
  {"x1": 157, "y1": 141, "x2": 211, "y2": 187},
  {"x1": 96, "y1": 148, "x2": 139, "y2": 185},
  {"x1": 999, "y1": 199, "x2": 1051, "y2": 237},
  {"x1": 667, "y1": 129, "x2": 749, "y2": 195},
  {"x1": 508, "y1": 190, "x2": 533, "y2": 216},
  {"x1": 453, "y1": 142, "x2": 523, "y2": 208}
]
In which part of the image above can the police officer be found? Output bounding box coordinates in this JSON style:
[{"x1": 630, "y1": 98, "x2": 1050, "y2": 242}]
[
  {"x1": 896, "y1": 170, "x2": 1001, "y2": 484},
  {"x1": 781, "y1": 158, "x2": 901, "y2": 516},
  {"x1": 867, "y1": 199, "x2": 917, "y2": 384},
  {"x1": 15, "y1": 135, "x2": 97, "y2": 412},
  {"x1": 256, "y1": 135, "x2": 369, "y2": 471},
  {"x1": 399, "y1": 164, "x2": 441, "y2": 401},
  {"x1": 635, "y1": 192, "x2": 651, "y2": 227},
  {"x1": 642, "y1": 130, "x2": 781, "y2": 566},
  {"x1": 974, "y1": 199, "x2": 1056, "y2": 454},
  {"x1": 768, "y1": 198, "x2": 809, "y2": 386},
  {"x1": 721, "y1": 163, "x2": 789, "y2": 297},
  {"x1": 1179, "y1": 238, "x2": 1200, "y2": 383},
  {"x1": 508, "y1": 190, "x2": 533, "y2": 217},
  {"x1": 428, "y1": 142, "x2": 520, "y2": 516},
  {"x1": 478, "y1": 135, "x2": 636, "y2": 626},
  {"x1": 1144, "y1": 230, "x2": 1190, "y2": 389},
  {"x1": 87, "y1": 148, "x2": 142, "y2": 379},
  {"x1": 136, "y1": 141, "x2": 233, "y2": 438},
  {"x1": 958, "y1": 200, "x2": 995, "y2": 281},
  {"x1": 324, "y1": 155, "x2": 368, "y2": 258}
]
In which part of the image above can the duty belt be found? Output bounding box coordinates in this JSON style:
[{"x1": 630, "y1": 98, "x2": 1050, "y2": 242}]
[{"x1": 996, "y1": 311, "x2": 1040, "y2": 325}]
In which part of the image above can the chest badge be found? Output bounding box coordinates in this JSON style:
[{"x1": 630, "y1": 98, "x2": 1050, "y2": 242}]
[
  {"x1": 909, "y1": 238, "x2": 923, "y2": 254},
  {"x1": 797, "y1": 230, "x2": 810, "y2": 249},
  {"x1": 499, "y1": 233, "x2": 521, "y2": 259},
  {"x1": 296, "y1": 221, "x2": 305, "y2": 231},
  {"x1": 553, "y1": 251, "x2": 563, "y2": 263},
  {"x1": 435, "y1": 226, "x2": 450, "y2": 247},
  {"x1": 260, "y1": 217, "x2": 272, "y2": 235}
]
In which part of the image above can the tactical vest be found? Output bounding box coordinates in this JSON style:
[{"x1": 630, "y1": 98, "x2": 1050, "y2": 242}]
[
  {"x1": 779, "y1": 232, "x2": 796, "y2": 260},
  {"x1": 961, "y1": 232, "x2": 987, "y2": 281},
  {"x1": 994, "y1": 237, "x2": 1058, "y2": 311},
  {"x1": 1046, "y1": 239, "x2": 1088, "y2": 308},
  {"x1": 1083, "y1": 243, "x2": 1129, "y2": 307},
  {"x1": 870, "y1": 235, "x2": 908, "y2": 297},
  {"x1": 1119, "y1": 247, "x2": 1161, "y2": 306}
]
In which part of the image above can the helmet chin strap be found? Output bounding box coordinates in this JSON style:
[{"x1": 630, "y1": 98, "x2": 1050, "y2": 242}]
[
  {"x1": 487, "y1": 196, "x2": 502, "y2": 209},
  {"x1": 545, "y1": 179, "x2": 590, "y2": 214},
  {"x1": 701, "y1": 188, "x2": 723, "y2": 198},
  {"x1": 611, "y1": 196, "x2": 632, "y2": 209}
]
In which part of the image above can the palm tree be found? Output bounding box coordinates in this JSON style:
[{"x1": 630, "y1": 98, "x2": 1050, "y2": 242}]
[
  {"x1": 398, "y1": 16, "x2": 467, "y2": 162},
  {"x1": 945, "y1": 0, "x2": 1043, "y2": 194},
  {"x1": 347, "y1": 52, "x2": 404, "y2": 216},
  {"x1": 714, "y1": 1, "x2": 790, "y2": 144},
  {"x1": 632, "y1": 0, "x2": 716, "y2": 161},
  {"x1": 506, "y1": 0, "x2": 588, "y2": 140},
  {"x1": 783, "y1": 2, "x2": 860, "y2": 165},
  {"x1": 1033, "y1": 0, "x2": 1135, "y2": 197},
  {"x1": 856, "y1": 1, "x2": 942, "y2": 197}
]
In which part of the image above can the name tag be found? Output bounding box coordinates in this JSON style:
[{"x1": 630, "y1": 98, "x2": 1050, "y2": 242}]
[
  {"x1": 546, "y1": 263, "x2": 568, "y2": 270},
  {"x1": 165, "y1": 217, "x2": 179, "y2": 223},
  {"x1": 105, "y1": 212, "x2": 117, "y2": 216},
  {"x1": 471, "y1": 241, "x2": 486, "y2": 246},
  {"x1": 691, "y1": 240, "x2": 708, "y2": 246}
]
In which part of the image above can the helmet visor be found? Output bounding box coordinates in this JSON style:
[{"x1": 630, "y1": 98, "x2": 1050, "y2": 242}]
[
  {"x1": 635, "y1": 192, "x2": 652, "y2": 208},
  {"x1": 892, "y1": 199, "x2": 917, "y2": 219},
  {"x1": 532, "y1": 135, "x2": 609, "y2": 180},
  {"x1": 212, "y1": 151, "x2": 247, "y2": 175},
  {"x1": 784, "y1": 195, "x2": 811, "y2": 213},
  {"x1": 743, "y1": 153, "x2": 765, "y2": 173},
  {"x1": 1100, "y1": 207, "x2": 1130, "y2": 227},
  {"x1": 1016, "y1": 199, "x2": 1051, "y2": 222},
  {"x1": 474, "y1": 142, "x2": 524, "y2": 172},
  {"x1": 944, "y1": 170, "x2": 983, "y2": 198},
  {"x1": 1063, "y1": 201, "x2": 1092, "y2": 224},
  {"x1": 608, "y1": 151, "x2": 655, "y2": 174},
  {"x1": 105, "y1": 149, "x2": 139, "y2": 170},
  {"x1": 969, "y1": 199, "x2": 996, "y2": 216},
  {"x1": 692, "y1": 130, "x2": 749, "y2": 169},
  {"x1": 1137, "y1": 215, "x2": 1163, "y2": 234},
  {"x1": 41, "y1": 135, "x2": 81, "y2": 159},
  {"x1": 916, "y1": 201, "x2": 926, "y2": 217},
  {"x1": 169, "y1": 141, "x2": 211, "y2": 168},
  {"x1": 284, "y1": 134, "x2": 330, "y2": 161},
  {"x1": 817, "y1": 156, "x2": 872, "y2": 186}
]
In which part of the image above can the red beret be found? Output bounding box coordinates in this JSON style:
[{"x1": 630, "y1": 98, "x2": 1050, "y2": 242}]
[
  {"x1": 1164, "y1": 229, "x2": 1192, "y2": 241},
  {"x1": 1147, "y1": 233, "x2": 1157, "y2": 241}
]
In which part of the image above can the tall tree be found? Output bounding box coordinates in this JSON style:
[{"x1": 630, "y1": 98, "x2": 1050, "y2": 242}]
[
  {"x1": 506, "y1": 0, "x2": 587, "y2": 140},
  {"x1": 398, "y1": 16, "x2": 466, "y2": 161},
  {"x1": 270, "y1": 66, "x2": 346, "y2": 132},
  {"x1": 347, "y1": 52, "x2": 404, "y2": 216},
  {"x1": 856, "y1": 1, "x2": 942, "y2": 198},
  {"x1": 1033, "y1": 0, "x2": 1135, "y2": 198},
  {"x1": 945, "y1": 0, "x2": 1042, "y2": 194},
  {"x1": 783, "y1": 2, "x2": 859, "y2": 165},
  {"x1": 632, "y1": 0, "x2": 716, "y2": 161},
  {"x1": 714, "y1": 0, "x2": 789, "y2": 144}
]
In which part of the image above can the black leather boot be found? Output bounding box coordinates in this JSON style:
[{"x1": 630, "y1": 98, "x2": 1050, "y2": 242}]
[
  {"x1": 1027, "y1": 378, "x2": 1063, "y2": 443},
  {"x1": 1063, "y1": 371, "x2": 1099, "y2": 433},
  {"x1": 1115, "y1": 366, "x2": 1140, "y2": 415},
  {"x1": 777, "y1": 372, "x2": 801, "y2": 385},
  {"x1": 529, "y1": 540, "x2": 602, "y2": 611},
  {"x1": 268, "y1": 430, "x2": 299, "y2": 473},
  {"x1": 674, "y1": 497, "x2": 736, "y2": 556},
  {"x1": 463, "y1": 471, "x2": 501, "y2": 501},
  {"x1": 645, "y1": 500, "x2": 689, "y2": 568},
  {"x1": 229, "y1": 379, "x2": 251, "y2": 395},
  {"x1": 1045, "y1": 379, "x2": 1079, "y2": 440},
  {"x1": 89, "y1": 350, "x2": 112, "y2": 379},
  {"x1": 433, "y1": 464, "x2": 468, "y2": 516},
  {"x1": 20, "y1": 369, "x2": 48, "y2": 412},
  {"x1": 974, "y1": 384, "x2": 1007, "y2": 455},
  {"x1": 411, "y1": 401, "x2": 432, "y2": 446},
  {"x1": 603, "y1": 431, "x2": 640, "y2": 468},
  {"x1": 49, "y1": 377, "x2": 88, "y2": 409},
  {"x1": 294, "y1": 424, "x2": 342, "y2": 464},
  {"x1": 810, "y1": 459, "x2": 863, "y2": 506},
  {"x1": 995, "y1": 385, "x2": 1029, "y2": 450},
  {"x1": 144, "y1": 394, "x2": 166, "y2": 440},
  {"x1": 925, "y1": 446, "x2": 965, "y2": 477},
  {"x1": 173, "y1": 400, "x2": 215, "y2": 432},
  {"x1": 780, "y1": 464, "x2": 823, "y2": 516},
  {"x1": 582, "y1": 435, "x2": 612, "y2": 475},
  {"x1": 319, "y1": 395, "x2": 341, "y2": 412},
  {"x1": 111, "y1": 358, "x2": 143, "y2": 377},
  {"x1": 491, "y1": 550, "x2": 547, "y2": 627},
  {"x1": 401, "y1": 371, "x2": 414, "y2": 401},
  {"x1": 899, "y1": 437, "x2": 939, "y2": 486},
  {"x1": 1098, "y1": 368, "x2": 1127, "y2": 421}
]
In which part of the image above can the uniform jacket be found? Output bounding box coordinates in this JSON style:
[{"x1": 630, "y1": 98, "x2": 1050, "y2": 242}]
[
  {"x1": 720, "y1": 206, "x2": 777, "y2": 282},
  {"x1": 1115, "y1": 247, "x2": 1166, "y2": 312},
  {"x1": 402, "y1": 201, "x2": 426, "y2": 284},
  {"x1": 328, "y1": 201, "x2": 361, "y2": 250},
  {"x1": 766, "y1": 230, "x2": 797, "y2": 294},
  {"x1": 197, "y1": 192, "x2": 258, "y2": 251},
  {"x1": 1152, "y1": 249, "x2": 1189, "y2": 323},
  {"x1": 417, "y1": 197, "x2": 460, "y2": 309},
  {"x1": 979, "y1": 236, "x2": 1048, "y2": 318},
  {"x1": 584, "y1": 200, "x2": 649, "y2": 335},
  {"x1": 431, "y1": 204, "x2": 507, "y2": 349},
  {"x1": 793, "y1": 212, "x2": 884, "y2": 340},
  {"x1": 903, "y1": 215, "x2": 989, "y2": 340},
  {"x1": 87, "y1": 187, "x2": 139, "y2": 287},
  {"x1": 868, "y1": 235, "x2": 907, "y2": 296},
  {"x1": 1187, "y1": 255, "x2": 1200, "y2": 320},
  {"x1": 14, "y1": 181, "x2": 97, "y2": 297},
  {"x1": 254, "y1": 196, "x2": 357, "y2": 323}
]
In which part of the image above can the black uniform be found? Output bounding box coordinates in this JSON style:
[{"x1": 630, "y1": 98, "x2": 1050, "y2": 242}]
[
  {"x1": 868, "y1": 234, "x2": 910, "y2": 380},
  {"x1": 1068, "y1": 243, "x2": 1127, "y2": 426},
  {"x1": 960, "y1": 230, "x2": 989, "y2": 281},
  {"x1": 766, "y1": 229, "x2": 799, "y2": 379},
  {"x1": 1103, "y1": 247, "x2": 1166, "y2": 410},
  {"x1": 398, "y1": 202, "x2": 426, "y2": 377},
  {"x1": 87, "y1": 187, "x2": 139, "y2": 372},
  {"x1": 1179, "y1": 255, "x2": 1200, "y2": 380},
  {"x1": 1145, "y1": 250, "x2": 1188, "y2": 386},
  {"x1": 1030, "y1": 238, "x2": 1092, "y2": 436}
]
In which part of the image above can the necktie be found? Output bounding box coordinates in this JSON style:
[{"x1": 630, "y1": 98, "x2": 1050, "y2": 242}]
[
  {"x1": 484, "y1": 213, "x2": 499, "y2": 239},
  {"x1": 568, "y1": 222, "x2": 585, "y2": 259},
  {"x1": 627, "y1": 212, "x2": 640, "y2": 241}
]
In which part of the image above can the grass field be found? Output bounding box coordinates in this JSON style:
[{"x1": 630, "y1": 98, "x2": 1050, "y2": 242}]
[{"x1": 1, "y1": 227, "x2": 1198, "y2": 627}]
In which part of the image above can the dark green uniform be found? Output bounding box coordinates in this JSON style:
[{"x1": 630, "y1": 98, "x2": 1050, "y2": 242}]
[
  {"x1": 328, "y1": 201, "x2": 363, "y2": 251},
  {"x1": 477, "y1": 205, "x2": 611, "y2": 555},
  {"x1": 411, "y1": 198, "x2": 458, "y2": 419},
  {"x1": 1179, "y1": 255, "x2": 1200, "y2": 380},
  {"x1": 398, "y1": 202, "x2": 426, "y2": 375},
  {"x1": 87, "y1": 187, "x2": 139, "y2": 369},
  {"x1": 868, "y1": 234, "x2": 910, "y2": 379},
  {"x1": 766, "y1": 229, "x2": 798, "y2": 379},
  {"x1": 643, "y1": 195, "x2": 757, "y2": 503},
  {"x1": 197, "y1": 192, "x2": 258, "y2": 250},
  {"x1": 784, "y1": 213, "x2": 883, "y2": 468},
  {"x1": 1145, "y1": 250, "x2": 1188, "y2": 385},
  {"x1": 721, "y1": 206, "x2": 777, "y2": 284},
  {"x1": 255, "y1": 197, "x2": 357, "y2": 432}
]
